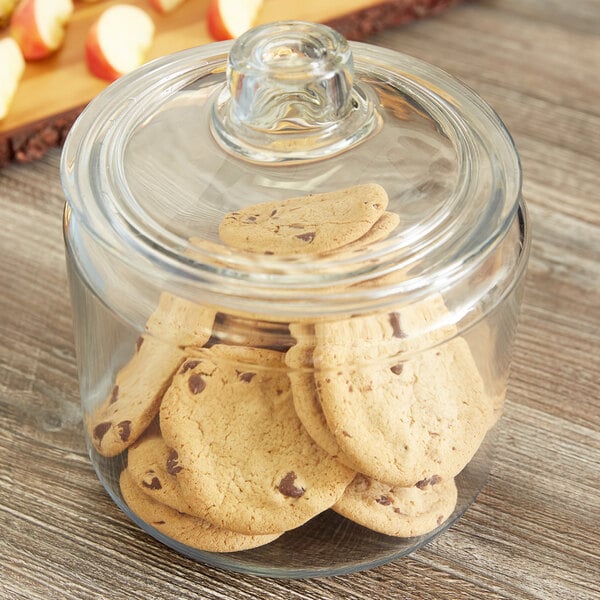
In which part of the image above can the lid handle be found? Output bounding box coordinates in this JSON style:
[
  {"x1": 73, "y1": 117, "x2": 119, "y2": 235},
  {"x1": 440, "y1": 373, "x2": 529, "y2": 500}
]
[{"x1": 211, "y1": 21, "x2": 380, "y2": 164}]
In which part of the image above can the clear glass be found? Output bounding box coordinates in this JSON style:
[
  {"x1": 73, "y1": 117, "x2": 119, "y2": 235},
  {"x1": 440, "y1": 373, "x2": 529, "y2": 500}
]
[
  {"x1": 61, "y1": 21, "x2": 530, "y2": 578},
  {"x1": 63, "y1": 201, "x2": 529, "y2": 577}
]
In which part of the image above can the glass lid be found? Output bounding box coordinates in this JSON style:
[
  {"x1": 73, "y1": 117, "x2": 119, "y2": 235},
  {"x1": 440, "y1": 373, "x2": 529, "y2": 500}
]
[{"x1": 61, "y1": 21, "x2": 521, "y2": 318}]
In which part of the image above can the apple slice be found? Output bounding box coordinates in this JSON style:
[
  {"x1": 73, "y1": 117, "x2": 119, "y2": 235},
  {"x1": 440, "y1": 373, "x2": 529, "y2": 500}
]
[
  {"x1": 207, "y1": 0, "x2": 263, "y2": 41},
  {"x1": 85, "y1": 4, "x2": 155, "y2": 82},
  {"x1": 10, "y1": 0, "x2": 73, "y2": 60},
  {"x1": 150, "y1": 0, "x2": 187, "y2": 14},
  {"x1": 0, "y1": 37, "x2": 25, "y2": 120}
]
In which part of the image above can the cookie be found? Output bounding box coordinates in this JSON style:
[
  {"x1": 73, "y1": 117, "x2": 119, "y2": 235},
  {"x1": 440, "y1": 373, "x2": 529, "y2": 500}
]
[
  {"x1": 333, "y1": 474, "x2": 458, "y2": 537},
  {"x1": 464, "y1": 319, "x2": 508, "y2": 428},
  {"x1": 333, "y1": 211, "x2": 400, "y2": 254},
  {"x1": 159, "y1": 345, "x2": 356, "y2": 535},
  {"x1": 88, "y1": 335, "x2": 185, "y2": 457},
  {"x1": 218, "y1": 183, "x2": 389, "y2": 255},
  {"x1": 126, "y1": 420, "x2": 201, "y2": 516},
  {"x1": 119, "y1": 469, "x2": 281, "y2": 552},
  {"x1": 313, "y1": 295, "x2": 492, "y2": 486},
  {"x1": 88, "y1": 293, "x2": 216, "y2": 457},
  {"x1": 145, "y1": 292, "x2": 216, "y2": 348},
  {"x1": 286, "y1": 324, "x2": 343, "y2": 458}
]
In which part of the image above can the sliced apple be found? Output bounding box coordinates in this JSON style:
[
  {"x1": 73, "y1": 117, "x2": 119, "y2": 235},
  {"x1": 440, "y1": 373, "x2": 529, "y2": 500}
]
[
  {"x1": 150, "y1": 0, "x2": 187, "y2": 14},
  {"x1": 10, "y1": 0, "x2": 73, "y2": 60},
  {"x1": 0, "y1": 37, "x2": 25, "y2": 120},
  {"x1": 85, "y1": 4, "x2": 155, "y2": 82},
  {"x1": 207, "y1": 0, "x2": 263, "y2": 41}
]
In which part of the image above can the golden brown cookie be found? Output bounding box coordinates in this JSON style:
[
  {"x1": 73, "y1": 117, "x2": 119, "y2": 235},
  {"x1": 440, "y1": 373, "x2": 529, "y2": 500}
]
[
  {"x1": 87, "y1": 292, "x2": 216, "y2": 457},
  {"x1": 333, "y1": 474, "x2": 458, "y2": 537},
  {"x1": 159, "y1": 345, "x2": 356, "y2": 535},
  {"x1": 333, "y1": 211, "x2": 400, "y2": 254},
  {"x1": 285, "y1": 323, "x2": 343, "y2": 458},
  {"x1": 119, "y1": 470, "x2": 281, "y2": 552},
  {"x1": 218, "y1": 183, "x2": 389, "y2": 255},
  {"x1": 313, "y1": 295, "x2": 492, "y2": 486},
  {"x1": 88, "y1": 335, "x2": 185, "y2": 457},
  {"x1": 126, "y1": 421, "x2": 200, "y2": 516},
  {"x1": 145, "y1": 292, "x2": 217, "y2": 348}
]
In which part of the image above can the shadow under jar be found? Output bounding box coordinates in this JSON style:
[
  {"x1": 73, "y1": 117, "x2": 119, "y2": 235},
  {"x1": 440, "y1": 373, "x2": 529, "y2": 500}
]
[{"x1": 61, "y1": 21, "x2": 530, "y2": 578}]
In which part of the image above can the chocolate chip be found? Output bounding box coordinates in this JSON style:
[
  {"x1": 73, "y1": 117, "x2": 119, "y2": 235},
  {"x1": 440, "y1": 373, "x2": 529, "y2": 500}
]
[
  {"x1": 181, "y1": 360, "x2": 200, "y2": 374},
  {"x1": 277, "y1": 471, "x2": 305, "y2": 498},
  {"x1": 117, "y1": 420, "x2": 131, "y2": 442},
  {"x1": 270, "y1": 209, "x2": 278, "y2": 217},
  {"x1": 136, "y1": 337, "x2": 144, "y2": 352},
  {"x1": 375, "y1": 495, "x2": 392, "y2": 506},
  {"x1": 244, "y1": 215, "x2": 257, "y2": 223},
  {"x1": 295, "y1": 232, "x2": 315, "y2": 243},
  {"x1": 108, "y1": 385, "x2": 119, "y2": 405},
  {"x1": 188, "y1": 373, "x2": 206, "y2": 394},
  {"x1": 390, "y1": 363, "x2": 403, "y2": 375},
  {"x1": 93, "y1": 421, "x2": 111, "y2": 441},
  {"x1": 238, "y1": 371, "x2": 256, "y2": 383},
  {"x1": 166, "y1": 449, "x2": 183, "y2": 475},
  {"x1": 415, "y1": 475, "x2": 441, "y2": 489},
  {"x1": 389, "y1": 313, "x2": 405, "y2": 338},
  {"x1": 142, "y1": 476, "x2": 162, "y2": 490}
]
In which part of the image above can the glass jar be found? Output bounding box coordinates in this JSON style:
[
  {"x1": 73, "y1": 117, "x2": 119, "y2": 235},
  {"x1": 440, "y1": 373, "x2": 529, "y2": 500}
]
[{"x1": 61, "y1": 21, "x2": 530, "y2": 578}]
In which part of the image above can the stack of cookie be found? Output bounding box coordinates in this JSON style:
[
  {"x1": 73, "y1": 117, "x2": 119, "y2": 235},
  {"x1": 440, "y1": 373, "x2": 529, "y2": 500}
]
[{"x1": 87, "y1": 183, "x2": 494, "y2": 552}]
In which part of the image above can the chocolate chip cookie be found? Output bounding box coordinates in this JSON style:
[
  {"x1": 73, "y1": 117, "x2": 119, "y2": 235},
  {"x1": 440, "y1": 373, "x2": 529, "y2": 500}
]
[
  {"x1": 218, "y1": 183, "x2": 389, "y2": 255},
  {"x1": 159, "y1": 345, "x2": 356, "y2": 535}
]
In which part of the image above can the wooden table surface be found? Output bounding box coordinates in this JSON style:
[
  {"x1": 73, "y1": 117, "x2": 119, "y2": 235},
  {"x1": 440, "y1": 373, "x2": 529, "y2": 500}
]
[{"x1": 1, "y1": 1, "x2": 599, "y2": 598}]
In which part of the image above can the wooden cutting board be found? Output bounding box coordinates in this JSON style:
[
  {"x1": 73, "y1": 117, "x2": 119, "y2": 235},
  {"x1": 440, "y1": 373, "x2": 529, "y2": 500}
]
[{"x1": 0, "y1": 0, "x2": 458, "y2": 165}]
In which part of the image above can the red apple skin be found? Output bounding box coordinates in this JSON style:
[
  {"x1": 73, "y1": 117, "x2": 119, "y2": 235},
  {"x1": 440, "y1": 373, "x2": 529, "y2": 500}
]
[
  {"x1": 85, "y1": 22, "x2": 121, "y2": 82},
  {"x1": 206, "y1": 0, "x2": 232, "y2": 41},
  {"x1": 149, "y1": 0, "x2": 163, "y2": 14},
  {"x1": 149, "y1": 0, "x2": 169, "y2": 14},
  {"x1": 149, "y1": 0, "x2": 164, "y2": 13},
  {"x1": 10, "y1": 0, "x2": 52, "y2": 60}
]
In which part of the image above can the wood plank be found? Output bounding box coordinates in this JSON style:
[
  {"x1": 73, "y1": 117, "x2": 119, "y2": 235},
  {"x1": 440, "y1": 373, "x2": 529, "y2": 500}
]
[{"x1": 1, "y1": 0, "x2": 599, "y2": 598}]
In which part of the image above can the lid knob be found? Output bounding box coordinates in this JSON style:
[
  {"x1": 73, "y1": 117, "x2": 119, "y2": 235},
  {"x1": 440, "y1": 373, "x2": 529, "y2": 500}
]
[{"x1": 211, "y1": 21, "x2": 380, "y2": 164}]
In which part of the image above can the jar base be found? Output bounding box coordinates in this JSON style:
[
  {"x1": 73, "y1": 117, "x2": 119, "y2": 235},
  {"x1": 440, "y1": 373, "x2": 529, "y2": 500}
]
[{"x1": 89, "y1": 436, "x2": 493, "y2": 579}]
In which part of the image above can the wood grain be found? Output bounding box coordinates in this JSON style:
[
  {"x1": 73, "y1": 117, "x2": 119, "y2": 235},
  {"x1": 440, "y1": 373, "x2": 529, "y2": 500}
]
[{"x1": 1, "y1": 1, "x2": 599, "y2": 599}]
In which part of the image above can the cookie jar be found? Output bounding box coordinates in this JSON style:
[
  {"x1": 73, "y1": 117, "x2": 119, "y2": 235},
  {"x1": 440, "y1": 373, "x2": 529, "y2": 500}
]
[{"x1": 61, "y1": 21, "x2": 530, "y2": 578}]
